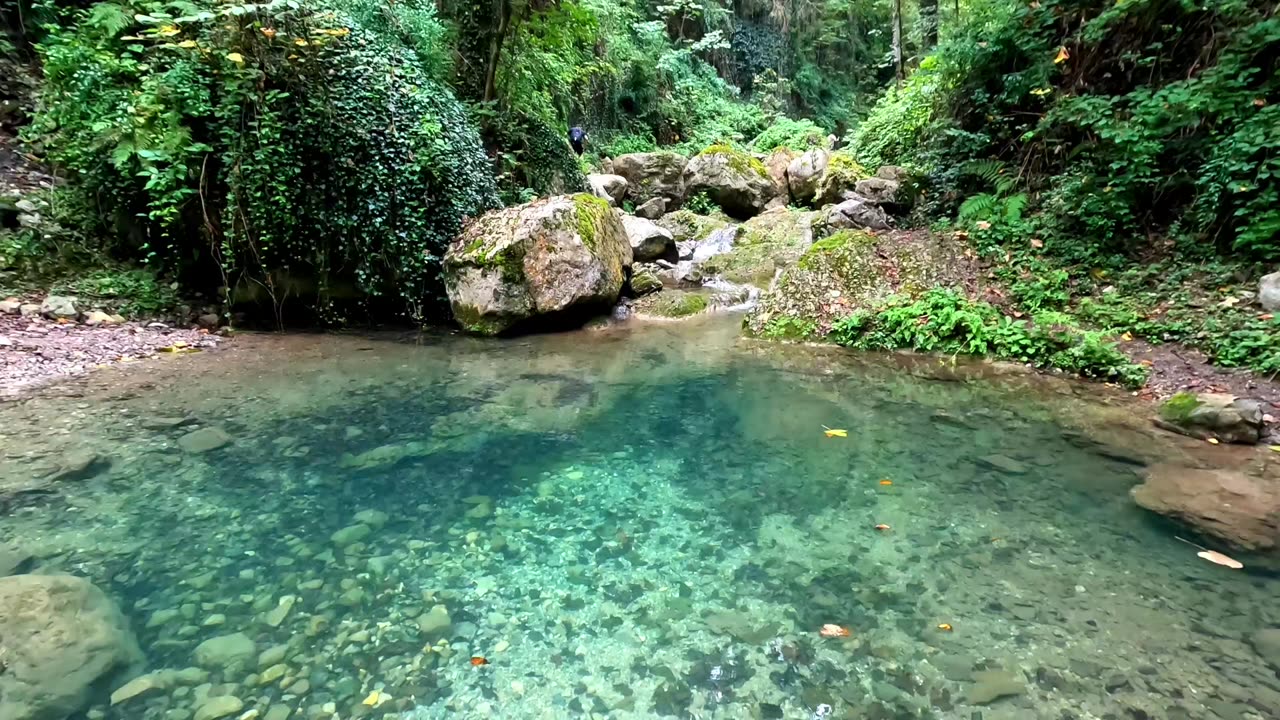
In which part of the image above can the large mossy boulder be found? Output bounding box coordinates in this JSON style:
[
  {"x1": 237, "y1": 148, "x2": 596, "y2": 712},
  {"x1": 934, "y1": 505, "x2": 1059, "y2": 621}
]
[
  {"x1": 444, "y1": 194, "x2": 632, "y2": 335},
  {"x1": 813, "y1": 152, "x2": 870, "y2": 206},
  {"x1": 699, "y1": 207, "x2": 817, "y2": 286},
  {"x1": 787, "y1": 149, "x2": 829, "y2": 204},
  {"x1": 684, "y1": 145, "x2": 777, "y2": 219},
  {"x1": 609, "y1": 152, "x2": 688, "y2": 206},
  {"x1": 746, "y1": 229, "x2": 980, "y2": 336},
  {"x1": 0, "y1": 574, "x2": 144, "y2": 720}
]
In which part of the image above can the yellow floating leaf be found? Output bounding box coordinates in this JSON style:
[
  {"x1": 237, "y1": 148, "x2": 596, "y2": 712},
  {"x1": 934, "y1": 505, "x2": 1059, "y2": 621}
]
[
  {"x1": 1197, "y1": 550, "x2": 1243, "y2": 569},
  {"x1": 822, "y1": 426, "x2": 847, "y2": 438},
  {"x1": 1054, "y1": 46, "x2": 1070, "y2": 64},
  {"x1": 361, "y1": 691, "x2": 383, "y2": 707},
  {"x1": 879, "y1": 479, "x2": 893, "y2": 486},
  {"x1": 226, "y1": 52, "x2": 245, "y2": 63}
]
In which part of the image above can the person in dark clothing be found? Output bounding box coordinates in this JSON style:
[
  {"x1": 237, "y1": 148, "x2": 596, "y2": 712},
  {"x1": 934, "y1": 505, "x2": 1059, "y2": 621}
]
[{"x1": 569, "y1": 126, "x2": 586, "y2": 156}]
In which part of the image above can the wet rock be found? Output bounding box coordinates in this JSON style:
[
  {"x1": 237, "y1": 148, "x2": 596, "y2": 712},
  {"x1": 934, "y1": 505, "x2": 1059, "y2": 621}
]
[
  {"x1": 262, "y1": 595, "x2": 296, "y2": 627},
  {"x1": 633, "y1": 290, "x2": 709, "y2": 319},
  {"x1": 635, "y1": 197, "x2": 667, "y2": 220},
  {"x1": 977, "y1": 454, "x2": 1029, "y2": 475},
  {"x1": 967, "y1": 669, "x2": 1025, "y2": 705},
  {"x1": 47, "y1": 448, "x2": 107, "y2": 482},
  {"x1": 331, "y1": 523, "x2": 371, "y2": 548},
  {"x1": 1131, "y1": 464, "x2": 1280, "y2": 551},
  {"x1": 684, "y1": 147, "x2": 775, "y2": 219},
  {"x1": 588, "y1": 173, "x2": 628, "y2": 206},
  {"x1": 0, "y1": 574, "x2": 144, "y2": 720},
  {"x1": 443, "y1": 194, "x2": 632, "y2": 335},
  {"x1": 1155, "y1": 392, "x2": 1264, "y2": 444},
  {"x1": 178, "y1": 427, "x2": 232, "y2": 454},
  {"x1": 40, "y1": 295, "x2": 78, "y2": 320},
  {"x1": 264, "y1": 705, "x2": 293, "y2": 720},
  {"x1": 258, "y1": 644, "x2": 289, "y2": 668},
  {"x1": 1260, "y1": 271, "x2": 1280, "y2": 312},
  {"x1": 1249, "y1": 628, "x2": 1280, "y2": 671},
  {"x1": 622, "y1": 215, "x2": 675, "y2": 262},
  {"x1": 193, "y1": 632, "x2": 256, "y2": 670},
  {"x1": 609, "y1": 152, "x2": 687, "y2": 206},
  {"x1": 193, "y1": 695, "x2": 244, "y2": 720},
  {"x1": 417, "y1": 604, "x2": 452, "y2": 639},
  {"x1": 629, "y1": 268, "x2": 663, "y2": 296}
]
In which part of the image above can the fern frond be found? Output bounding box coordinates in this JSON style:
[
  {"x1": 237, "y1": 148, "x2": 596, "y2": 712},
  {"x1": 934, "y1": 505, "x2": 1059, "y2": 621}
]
[
  {"x1": 1003, "y1": 193, "x2": 1029, "y2": 223},
  {"x1": 964, "y1": 159, "x2": 1007, "y2": 185},
  {"x1": 959, "y1": 193, "x2": 998, "y2": 221},
  {"x1": 84, "y1": 3, "x2": 134, "y2": 35}
]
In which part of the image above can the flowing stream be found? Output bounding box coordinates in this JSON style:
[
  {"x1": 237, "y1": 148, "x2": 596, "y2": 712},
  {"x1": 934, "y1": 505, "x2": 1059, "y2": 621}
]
[{"x1": 1, "y1": 315, "x2": 1276, "y2": 720}]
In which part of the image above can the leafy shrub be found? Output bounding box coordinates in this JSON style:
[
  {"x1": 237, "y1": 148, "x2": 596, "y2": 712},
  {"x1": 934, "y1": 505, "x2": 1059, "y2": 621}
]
[
  {"x1": 849, "y1": 56, "x2": 946, "y2": 169},
  {"x1": 751, "y1": 118, "x2": 827, "y2": 153},
  {"x1": 830, "y1": 289, "x2": 1146, "y2": 387},
  {"x1": 30, "y1": 0, "x2": 500, "y2": 321}
]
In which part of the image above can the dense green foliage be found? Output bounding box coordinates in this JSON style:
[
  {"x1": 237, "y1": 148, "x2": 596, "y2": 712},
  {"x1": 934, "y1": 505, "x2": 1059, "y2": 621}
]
[
  {"x1": 830, "y1": 289, "x2": 1148, "y2": 387},
  {"x1": 27, "y1": 0, "x2": 498, "y2": 320}
]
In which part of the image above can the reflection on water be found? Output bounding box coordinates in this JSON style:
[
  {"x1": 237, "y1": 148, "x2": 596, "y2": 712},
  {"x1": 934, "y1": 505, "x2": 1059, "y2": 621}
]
[{"x1": 1, "y1": 316, "x2": 1277, "y2": 720}]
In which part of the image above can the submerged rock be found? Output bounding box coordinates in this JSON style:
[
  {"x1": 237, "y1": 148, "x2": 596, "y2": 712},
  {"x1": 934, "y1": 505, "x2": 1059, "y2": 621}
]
[
  {"x1": 967, "y1": 669, "x2": 1025, "y2": 705},
  {"x1": 193, "y1": 632, "x2": 256, "y2": 670},
  {"x1": 1251, "y1": 628, "x2": 1280, "y2": 671},
  {"x1": 47, "y1": 448, "x2": 107, "y2": 482},
  {"x1": 194, "y1": 696, "x2": 244, "y2": 720},
  {"x1": 1155, "y1": 392, "x2": 1264, "y2": 444},
  {"x1": 178, "y1": 427, "x2": 232, "y2": 454},
  {"x1": 417, "y1": 604, "x2": 452, "y2": 639},
  {"x1": 684, "y1": 146, "x2": 776, "y2": 219},
  {"x1": 609, "y1": 152, "x2": 688, "y2": 206},
  {"x1": 0, "y1": 574, "x2": 144, "y2": 720},
  {"x1": 1131, "y1": 464, "x2": 1280, "y2": 551},
  {"x1": 444, "y1": 194, "x2": 632, "y2": 335}
]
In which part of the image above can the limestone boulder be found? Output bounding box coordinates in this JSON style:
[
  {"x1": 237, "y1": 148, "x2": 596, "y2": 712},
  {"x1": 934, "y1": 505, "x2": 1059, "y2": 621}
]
[
  {"x1": 786, "y1": 149, "x2": 829, "y2": 205},
  {"x1": 818, "y1": 196, "x2": 891, "y2": 233},
  {"x1": 40, "y1": 296, "x2": 77, "y2": 321},
  {"x1": 634, "y1": 197, "x2": 667, "y2": 220},
  {"x1": 0, "y1": 574, "x2": 144, "y2": 720},
  {"x1": 444, "y1": 194, "x2": 632, "y2": 335},
  {"x1": 683, "y1": 148, "x2": 776, "y2": 219},
  {"x1": 1132, "y1": 464, "x2": 1280, "y2": 551},
  {"x1": 855, "y1": 177, "x2": 903, "y2": 206},
  {"x1": 609, "y1": 153, "x2": 687, "y2": 206},
  {"x1": 1261, "y1": 271, "x2": 1280, "y2": 312},
  {"x1": 1156, "y1": 392, "x2": 1264, "y2": 444},
  {"x1": 763, "y1": 149, "x2": 797, "y2": 204},
  {"x1": 621, "y1": 215, "x2": 675, "y2": 263},
  {"x1": 587, "y1": 174, "x2": 627, "y2": 206}
]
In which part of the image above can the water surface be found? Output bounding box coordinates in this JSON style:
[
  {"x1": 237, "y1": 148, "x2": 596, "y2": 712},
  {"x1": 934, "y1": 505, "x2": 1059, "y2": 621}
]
[{"x1": 1, "y1": 316, "x2": 1276, "y2": 720}]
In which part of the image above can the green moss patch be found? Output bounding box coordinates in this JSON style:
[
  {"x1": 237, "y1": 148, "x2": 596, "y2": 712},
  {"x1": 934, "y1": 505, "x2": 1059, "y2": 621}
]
[
  {"x1": 1159, "y1": 392, "x2": 1203, "y2": 422},
  {"x1": 698, "y1": 144, "x2": 770, "y2": 179},
  {"x1": 701, "y1": 208, "x2": 816, "y2": 285},
  {"x1": 572, "y1": 193, "x2": 613, "y2": 250},
  {"x1": 636, "y1": 290, "x2": 710, "y2": 318}
]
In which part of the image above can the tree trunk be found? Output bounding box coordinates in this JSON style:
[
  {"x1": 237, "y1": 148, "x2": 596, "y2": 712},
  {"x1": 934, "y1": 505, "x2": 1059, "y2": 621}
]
[
  {"x1": 482, "y1": 0, "x2": 512, "y2": 104},
  {"x1": 921, "y1": 0, "x2": 939, "y2": 48},
  {"x1": 891, "y1": 0, "x2": 904, "y2": 86}
]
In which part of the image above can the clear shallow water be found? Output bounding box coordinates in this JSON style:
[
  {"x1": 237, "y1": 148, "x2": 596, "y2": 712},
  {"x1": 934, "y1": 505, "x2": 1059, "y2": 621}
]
[{"x1": 2, "y1": 317, "x2": 1278, "y2": 720}]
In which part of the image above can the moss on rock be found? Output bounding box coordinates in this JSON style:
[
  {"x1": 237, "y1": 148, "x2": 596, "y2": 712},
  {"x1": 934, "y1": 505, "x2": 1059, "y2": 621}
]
[
  {"x1": 700, "y1": 207, "x2": 817, "y2": 285},
  {"x1": 573, "y1": 193, "x2": 614, "y2": 250},
  {"x1": 1159, "y1": 392, "x2": 1203, "y2": 422},
  {"x1": 814, "y1": 151, "x2": 870, "y2": 205},
  {"x1": 635, "y1": 290, "x2": 710, "y2": 318},
  {"x1": 697, "y1": 144, "x2": 770, "y2": 179}
]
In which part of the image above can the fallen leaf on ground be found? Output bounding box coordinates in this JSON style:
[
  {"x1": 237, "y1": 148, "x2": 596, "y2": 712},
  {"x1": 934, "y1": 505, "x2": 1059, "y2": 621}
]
[
  {"x1": 1197, "y1": 550, "x2": 1243, "y2": 569},
  {"x1": 822, "y1": 426, "x2": 848, "y2": 438},
  {"x1": 819, "y1": 624, "x2": 851, "y2": 638}
]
